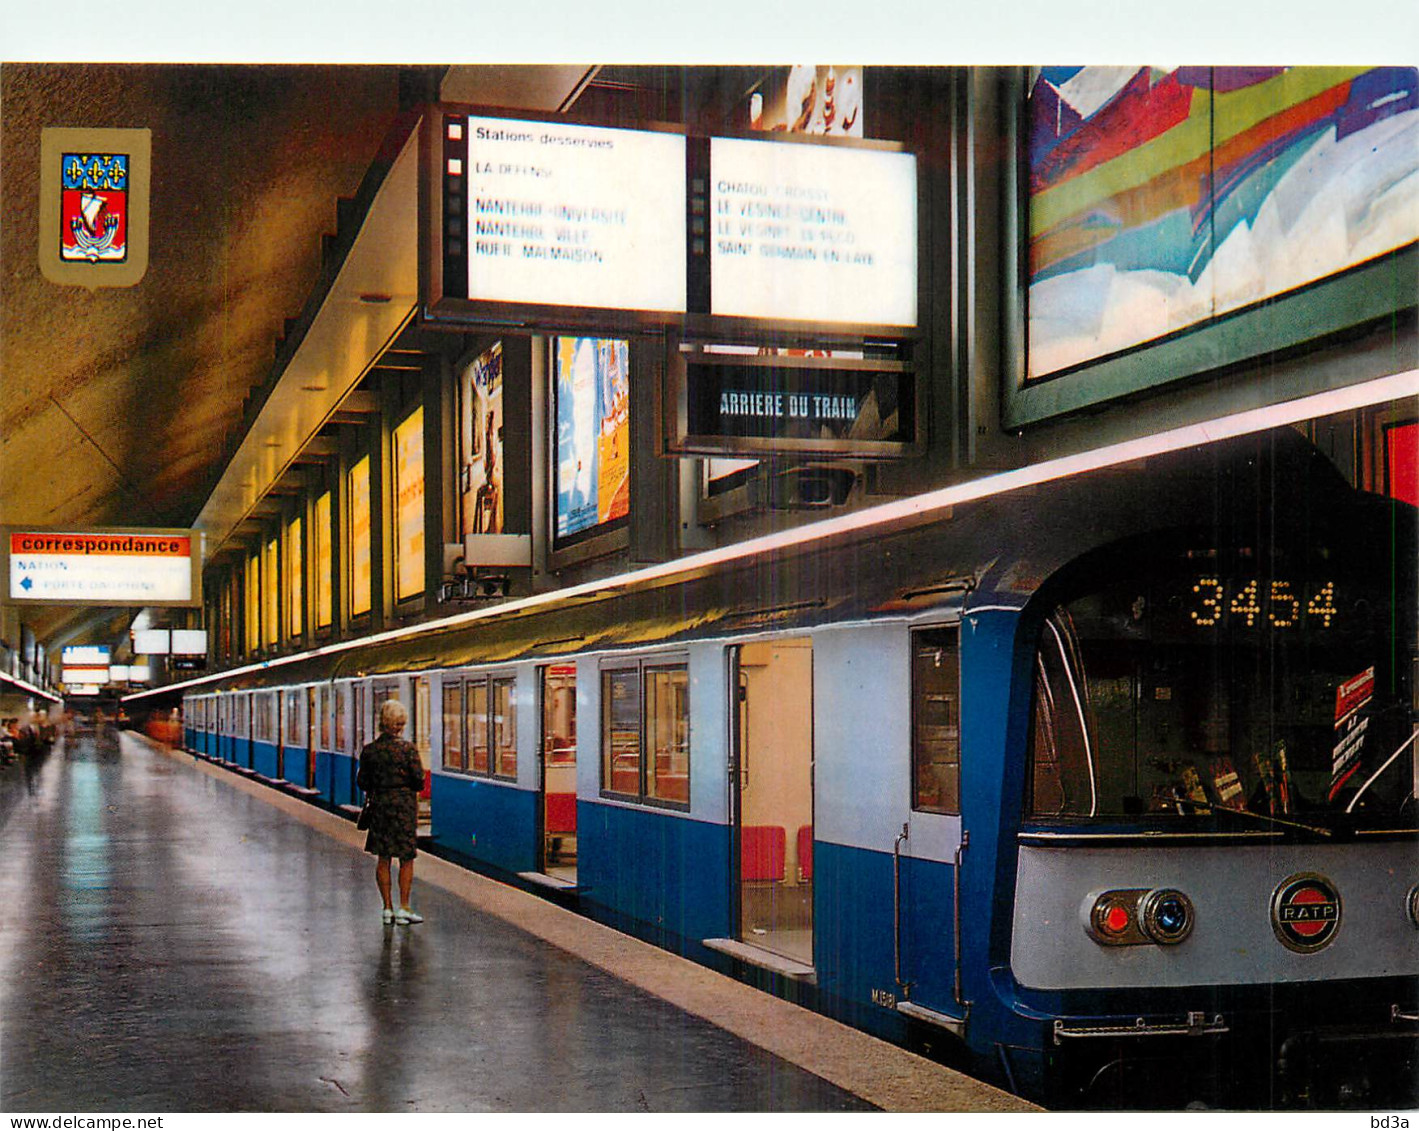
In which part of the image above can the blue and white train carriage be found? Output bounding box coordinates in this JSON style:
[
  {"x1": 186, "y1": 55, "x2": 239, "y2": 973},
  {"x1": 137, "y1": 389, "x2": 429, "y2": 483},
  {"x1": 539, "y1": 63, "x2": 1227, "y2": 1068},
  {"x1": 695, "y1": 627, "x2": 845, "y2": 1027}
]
[{"x1": 180, "y1": 428, "x2": 1418, "y2": 1108}]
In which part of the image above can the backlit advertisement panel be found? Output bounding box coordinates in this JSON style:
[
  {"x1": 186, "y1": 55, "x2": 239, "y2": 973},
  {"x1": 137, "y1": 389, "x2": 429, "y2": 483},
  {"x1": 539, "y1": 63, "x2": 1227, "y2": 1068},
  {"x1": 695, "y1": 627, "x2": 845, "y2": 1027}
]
[
  {"x1": 348, "y1": 455, "x2": 371, "y2": 617},
  {"x1": 62, "y1": 645, "x2": 110, "y2": 665},
  {"x1": 394, "y1": 408, "x2": 425, "y2": 602},
  {"x1": 462, "y1": 116, "x2": 686, "y2": 314},
  {"x1": 263, "y1": 537, "x2": 278, "y2": 646},
  {"x1": 554, "y1": 337, "x2": 630, "y2": 544},
  {"x1": 461, "y1": 342, "x2": 505, "y2": 537},
  {"x1": 314, "y1": 491, "x2": 332, "y2": 628},
  {"x1": 287, "y1": 516, "x2": 303, "y2": 638},
  {"x1": 709, "y1": 136, "x2": 917, "y2": 327}
]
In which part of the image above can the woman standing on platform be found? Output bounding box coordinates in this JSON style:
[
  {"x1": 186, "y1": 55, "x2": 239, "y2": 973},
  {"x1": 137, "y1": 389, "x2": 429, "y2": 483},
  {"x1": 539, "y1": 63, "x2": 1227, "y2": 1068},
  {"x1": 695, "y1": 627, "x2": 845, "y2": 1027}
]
[{"x1": 356, "y1": 699, "x2": 425, "y2": 925}]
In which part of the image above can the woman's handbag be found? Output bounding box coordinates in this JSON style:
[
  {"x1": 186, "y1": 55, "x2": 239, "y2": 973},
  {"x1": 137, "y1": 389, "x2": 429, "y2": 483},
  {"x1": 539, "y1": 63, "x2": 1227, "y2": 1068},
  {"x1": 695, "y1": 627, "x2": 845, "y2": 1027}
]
[{"x1": 356, "y1": 796, "x2": 372, "y2": 830}]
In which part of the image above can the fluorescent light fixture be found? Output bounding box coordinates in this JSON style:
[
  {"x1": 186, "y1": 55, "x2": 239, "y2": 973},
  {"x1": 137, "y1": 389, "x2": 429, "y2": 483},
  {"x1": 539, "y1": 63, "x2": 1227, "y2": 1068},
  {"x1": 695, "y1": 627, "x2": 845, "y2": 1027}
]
[{"x1": 124, "y1": 369, "x2": 1419, "y2": 703}]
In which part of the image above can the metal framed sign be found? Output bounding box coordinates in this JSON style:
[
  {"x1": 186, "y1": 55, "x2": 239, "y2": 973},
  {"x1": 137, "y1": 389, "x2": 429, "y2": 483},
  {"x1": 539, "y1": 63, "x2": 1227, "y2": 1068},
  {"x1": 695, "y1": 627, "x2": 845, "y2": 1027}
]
[
  {"x1": 39, "y1": 127, "x2": 151, "y2": 289},
  {"x1": 421, "y1": 107, "x2": 923, "y2": 343},
  {"x1": 666, "y1": 341, "x2": 919, "y2": 459},
  {"x1": 2, "y1": 527, "x2": 201, "y2": 607}
]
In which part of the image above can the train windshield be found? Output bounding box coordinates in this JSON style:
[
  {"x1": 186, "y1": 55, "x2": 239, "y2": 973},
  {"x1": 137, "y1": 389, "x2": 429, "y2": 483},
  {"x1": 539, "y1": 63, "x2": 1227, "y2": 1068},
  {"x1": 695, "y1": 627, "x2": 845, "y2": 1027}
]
[{"x1": 1027, "y1": 542, "x2": 1417, "y2": 831}]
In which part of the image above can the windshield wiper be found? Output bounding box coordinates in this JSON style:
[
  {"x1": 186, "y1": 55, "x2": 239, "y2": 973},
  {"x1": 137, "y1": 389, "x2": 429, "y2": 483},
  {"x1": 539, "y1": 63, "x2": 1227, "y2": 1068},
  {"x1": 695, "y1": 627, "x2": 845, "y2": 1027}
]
[{"x1": 1169, "y1": 795, "x2": 1333, "y2": 837}]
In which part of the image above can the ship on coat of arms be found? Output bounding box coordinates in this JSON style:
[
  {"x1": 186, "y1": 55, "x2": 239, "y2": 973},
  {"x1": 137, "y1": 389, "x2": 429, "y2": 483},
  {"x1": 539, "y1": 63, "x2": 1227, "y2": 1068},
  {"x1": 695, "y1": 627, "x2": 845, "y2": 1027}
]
[{"x1": 60, "y1": 153, "x2": 129, "y2": 262}]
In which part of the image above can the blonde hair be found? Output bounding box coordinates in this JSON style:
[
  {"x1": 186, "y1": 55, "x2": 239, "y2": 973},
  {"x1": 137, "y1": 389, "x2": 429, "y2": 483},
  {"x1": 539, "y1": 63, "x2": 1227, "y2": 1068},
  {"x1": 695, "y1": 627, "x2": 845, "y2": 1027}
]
[{"x1": 378, "y1": 698, "x2": 408, "y2": 736}]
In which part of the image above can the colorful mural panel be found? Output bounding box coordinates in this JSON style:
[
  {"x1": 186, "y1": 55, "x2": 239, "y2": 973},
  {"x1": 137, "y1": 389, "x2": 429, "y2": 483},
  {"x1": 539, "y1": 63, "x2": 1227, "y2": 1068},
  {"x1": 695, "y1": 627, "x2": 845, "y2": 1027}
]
[{"x1": 1027, "y1": 66, "x2": 1419, "y2": 380}]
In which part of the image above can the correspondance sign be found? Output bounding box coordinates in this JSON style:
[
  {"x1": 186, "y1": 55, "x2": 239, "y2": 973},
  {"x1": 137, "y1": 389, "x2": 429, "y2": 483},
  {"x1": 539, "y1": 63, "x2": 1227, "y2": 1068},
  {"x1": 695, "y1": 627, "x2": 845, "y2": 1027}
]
[
  {"x1": 2, "y1": 528, "x2": 201, "y2": 607},
  {"x1": 424, "y1": 108, "x2": 920, "y2": 340}
]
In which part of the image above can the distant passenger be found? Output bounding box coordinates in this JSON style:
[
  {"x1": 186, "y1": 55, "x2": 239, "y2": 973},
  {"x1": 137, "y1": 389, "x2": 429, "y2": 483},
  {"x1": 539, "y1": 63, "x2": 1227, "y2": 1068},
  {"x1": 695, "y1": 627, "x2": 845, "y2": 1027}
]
[{"x1": 356, "y1": 699, "x2": 425, "y2": 925}]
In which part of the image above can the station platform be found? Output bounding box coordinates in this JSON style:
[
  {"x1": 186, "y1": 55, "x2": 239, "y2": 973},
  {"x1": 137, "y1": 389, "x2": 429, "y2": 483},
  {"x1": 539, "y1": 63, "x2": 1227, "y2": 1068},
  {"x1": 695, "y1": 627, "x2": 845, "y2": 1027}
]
[{"x1": 0, "y1": 728, "x2": 1035, "y2": 1113}]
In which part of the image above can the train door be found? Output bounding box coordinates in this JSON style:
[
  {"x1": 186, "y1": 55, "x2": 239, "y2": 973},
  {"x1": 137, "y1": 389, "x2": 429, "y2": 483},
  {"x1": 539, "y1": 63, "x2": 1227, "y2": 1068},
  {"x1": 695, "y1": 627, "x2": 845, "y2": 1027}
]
[
  {"x1": 351, "y1": 683, "x2": 368, "y2": 801},
  {"x1": 274, "y1": 689, "x2": 287, "y2": 780},
  {"x1": 899, "y1": 624, "x2": 967, "y2": 1030},
  {"x1": 732, "y1": 638, "x2": 814, "y2": 967},
  {"x1": 306, "y1": 686, "x2": 318, "y2": 789},
  {"x1": 538, "y1": 664, "x2": 578, "y2": 882},
  {"x1": 410, "y1": 675, "x2": 432, "y2": 836}
]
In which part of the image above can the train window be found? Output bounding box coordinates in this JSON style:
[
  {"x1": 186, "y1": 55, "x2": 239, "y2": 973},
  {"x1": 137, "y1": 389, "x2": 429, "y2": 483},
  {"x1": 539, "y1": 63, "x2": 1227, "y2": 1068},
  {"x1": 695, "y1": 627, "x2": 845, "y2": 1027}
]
[
  {"x1": 468, "y1": 680, "x2": 490, "y2": 773},
  {"x1": 253, "y1": 693, "x2": 273, "y2": 743},
  {"x1": 335, "y1": 685, "x2": 348, "y2": 752},
  {"x1": 645, "y1": 666, "x2": 689, "y2": 804},
  {"x1": 442, "y1": 681, "x2": 464, "y2": 771},
  {"x1": 318, "y1": 687, "x2": 330, "y2": 751},
  {"x1": 286, "y1": 691, "x2": 300, "y2": 746},
  {"x1": 601, "y1": 660, "x2": 690, "y2": 809},
  {"x1": 493, "y1": 677, "x2": 517, "y2": 779},
  {"x1": 602, "y1": 668, "x2": 642, "y2": 797},
  {"x1": 912, "y1": 627, "x2": 960, "y2": 815},
  {"x1": 1026, "y1": 551, "x2": 1416, "y2": 829}
]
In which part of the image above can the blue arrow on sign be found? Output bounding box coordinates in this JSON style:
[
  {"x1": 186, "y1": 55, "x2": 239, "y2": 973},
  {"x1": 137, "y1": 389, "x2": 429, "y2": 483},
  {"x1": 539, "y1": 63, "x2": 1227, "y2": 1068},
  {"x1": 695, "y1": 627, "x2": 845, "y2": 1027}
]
[{"x1": 19, "y1": 576, "x2": 33, "y2": 591}]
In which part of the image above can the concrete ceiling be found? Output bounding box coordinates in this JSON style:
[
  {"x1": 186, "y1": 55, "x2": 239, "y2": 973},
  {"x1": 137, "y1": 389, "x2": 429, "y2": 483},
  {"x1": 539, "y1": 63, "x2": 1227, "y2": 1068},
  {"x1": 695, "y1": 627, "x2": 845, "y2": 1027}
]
[{"x1": 0, "y1": 64, "x2": 413, "y2": 649}]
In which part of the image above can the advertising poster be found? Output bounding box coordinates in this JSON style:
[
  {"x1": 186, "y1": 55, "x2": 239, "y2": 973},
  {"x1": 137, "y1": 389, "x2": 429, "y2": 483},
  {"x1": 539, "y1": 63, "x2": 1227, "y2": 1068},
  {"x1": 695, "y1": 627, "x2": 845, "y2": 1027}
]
[
  {"x1": 348, "y1": 455, "x2": 371, "y2": 616},
  {"x1": 461, "y1": 342, "x2": 505, "y2": 537},
  {"x1": 263, "y1": 537, "x2": 279, "y2": 646},
  {"x1": 245, "y1": 555, "x2": 259, "y2": 652},
  {"x1": 1027, "y1": 66, "x2": 1419, "y2": 379},
  {"x1": 286, "y1": 516, "x2": 303, "y2": 638},
  {"x1": 554, "y1": 337, "x2": 630, "y2": 542},
  {"x1": 749, "y1": 66, "x2": 864, "y2": 137},
  {"x1": 394, "y1": 407, "x2": 426, "y2": 602},
  {"x1": 314, "y1": 491, "x2": 332, "y2": 628}
]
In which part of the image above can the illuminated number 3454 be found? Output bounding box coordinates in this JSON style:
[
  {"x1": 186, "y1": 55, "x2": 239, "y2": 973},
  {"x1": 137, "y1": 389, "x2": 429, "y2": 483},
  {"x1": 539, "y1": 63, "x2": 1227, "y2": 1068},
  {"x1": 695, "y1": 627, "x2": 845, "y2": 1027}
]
[{"x1": 1190, "y1": 578, "x2": 1337, "y2": 628}]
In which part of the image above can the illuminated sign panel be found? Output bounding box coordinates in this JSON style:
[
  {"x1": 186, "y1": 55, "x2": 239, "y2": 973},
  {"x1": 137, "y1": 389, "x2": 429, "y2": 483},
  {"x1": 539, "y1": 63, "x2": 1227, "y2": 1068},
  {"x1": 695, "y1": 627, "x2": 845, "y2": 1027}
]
[
  {"x1": 133, "y1": 628, "x2": 170, "y2": 654},
  {"x1": 244, "y1": 557, "x2": 259, "y2": 652},
  {"x1": 171, "y1": 629, "x2": 207, "y2": 655},
  {"x1": 314, "y1": 491, "x2": 333, "y2": 629},
  {"x1": 62, "y1": 645, "x2": 110, "y2": 665},
  {"x1": 554, "y1": 337, "x2": 630, "y2": 546},
  {"x1": 4, "y1": 529, "x2": 198, "y2": 606},
  {"x1": 394, "y1": 408, "x2": 426, "y2": 602},
  {"x1": 64, "y1": 666, "x2": 109, "y2": 685},
  {"x1": 348, "y1": 455, "x2": 372, "y2": 617},
  {"x1": 263, "y1": 537, "x2": 278, "y2": 646},
  {"x1": 458, "y1": 117, "x2": 686, "y2": 315},
  {"x1": 461, "y1": 342, "x2": 505, "y2": 538},
  {"x1": 287, "y1": 516, "x2": 303, "y2": 638},
  {"x1": 709, "y1": 136, "x2": 917, "y2": 327}
]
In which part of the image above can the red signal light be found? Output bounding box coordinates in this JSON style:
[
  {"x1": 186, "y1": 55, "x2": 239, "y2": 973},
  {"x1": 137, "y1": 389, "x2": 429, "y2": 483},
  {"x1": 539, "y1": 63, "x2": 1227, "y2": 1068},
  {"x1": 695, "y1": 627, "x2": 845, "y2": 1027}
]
[{"x1": 1104, "y1": 904, "x2": 1131, "y2": 934}]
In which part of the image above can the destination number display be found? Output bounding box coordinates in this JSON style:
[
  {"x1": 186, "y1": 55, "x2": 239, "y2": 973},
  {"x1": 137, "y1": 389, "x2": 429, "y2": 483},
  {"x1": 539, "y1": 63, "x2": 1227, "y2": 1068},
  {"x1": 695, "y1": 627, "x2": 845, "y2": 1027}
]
[{"x1": 1187, "y1": 578, "x2": 1340, "y2": 630}]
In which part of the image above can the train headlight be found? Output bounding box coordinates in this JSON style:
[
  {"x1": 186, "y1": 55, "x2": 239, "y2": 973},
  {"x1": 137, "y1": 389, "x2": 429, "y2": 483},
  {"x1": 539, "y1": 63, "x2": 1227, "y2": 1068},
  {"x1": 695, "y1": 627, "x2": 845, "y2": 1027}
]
[
  {"x1": 1407, "y1": 884, "x2": 1419, "y2": 929},
  {"x1": 1088, "y1": 889, "x2": 1148, "y2": 945},
  {"x1": 1139, "y1": 888, "x2": 1195, "y2": 945}
]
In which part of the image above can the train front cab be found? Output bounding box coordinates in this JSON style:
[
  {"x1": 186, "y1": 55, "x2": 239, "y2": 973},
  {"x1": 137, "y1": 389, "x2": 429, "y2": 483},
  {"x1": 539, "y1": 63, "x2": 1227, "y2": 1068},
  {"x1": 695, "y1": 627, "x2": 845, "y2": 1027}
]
[{"x1": 974, "y1": 501, "x2": 1419, "y2": 1107}]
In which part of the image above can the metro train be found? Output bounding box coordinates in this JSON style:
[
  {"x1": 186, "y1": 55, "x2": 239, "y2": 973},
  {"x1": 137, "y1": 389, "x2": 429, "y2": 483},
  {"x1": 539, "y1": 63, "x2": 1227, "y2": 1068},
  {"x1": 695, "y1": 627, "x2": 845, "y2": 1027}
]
[{"x1": 169, "y1": 428, "x2": 1419, "y2": 1109}]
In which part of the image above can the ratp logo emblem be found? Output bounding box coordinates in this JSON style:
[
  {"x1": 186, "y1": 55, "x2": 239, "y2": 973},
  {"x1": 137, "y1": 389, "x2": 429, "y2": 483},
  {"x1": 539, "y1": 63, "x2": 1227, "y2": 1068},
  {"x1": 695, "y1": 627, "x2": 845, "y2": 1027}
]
[{"x1": 60, "y1": 152, "x2": 129, "y2": 262}]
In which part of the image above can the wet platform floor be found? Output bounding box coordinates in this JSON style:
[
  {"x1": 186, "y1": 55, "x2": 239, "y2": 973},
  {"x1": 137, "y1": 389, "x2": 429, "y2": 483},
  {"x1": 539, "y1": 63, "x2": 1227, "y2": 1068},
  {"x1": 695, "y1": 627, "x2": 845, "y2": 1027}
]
[{"x1": 0, "y1": 729, "x2": 1031, "y2": 1113}]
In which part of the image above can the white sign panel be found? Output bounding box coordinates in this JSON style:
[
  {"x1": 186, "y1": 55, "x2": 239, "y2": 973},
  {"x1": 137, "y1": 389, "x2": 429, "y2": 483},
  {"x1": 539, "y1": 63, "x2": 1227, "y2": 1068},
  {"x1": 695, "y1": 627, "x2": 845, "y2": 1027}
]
[
  {"x1": 710, "y1": 137, "x2": 917, "y2": 327},
  {"x1": 128, "y1": 665, "x2": 150, "y2": 683},
  {"x1": 7, "y1": 530, "x2": 195, "y2": 604},
  {"x1": 108, "y1": 665, "x2": 129, "y2": 682},
  {"x1": 64, "y1": 666, "x2": 109, "y2": 685},
  {"x1": 171, "y1": 629, "x2": 208, "y2": 655},
  {"x1": 132, "y1": 629, "x2": 170, "y2": 654},
  {"x1": 465, "y1": 116, "x2": 686, "y2": 314},
  {"x1": 62, "y1": 645, "x2": 111, "y2": 665}
]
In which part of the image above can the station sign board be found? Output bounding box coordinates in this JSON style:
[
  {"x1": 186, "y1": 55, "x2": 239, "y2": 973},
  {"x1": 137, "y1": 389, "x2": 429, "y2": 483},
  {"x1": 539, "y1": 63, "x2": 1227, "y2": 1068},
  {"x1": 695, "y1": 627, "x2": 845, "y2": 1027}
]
[
  {"x1": 436, "y1": 114, "x2": 687, "y2": 320},
  {"x1": 667, "y1": 343, "x2": 918, "y2": 459},
  {"x1": 170, "y1": 629, "x2": 208, "y2": 655},
  {"x1": 707, "y1": 136, "x2": 917, "y2": 329},
  {"x1": 62, "y1": 645, "x2": 111, "y2": 665},
  {"x1": 3, "y1": 528, "x2": 201, "y2": 607},
  {"x1": 424, "y1": 108, "x2": 920, "y2": 341},
  {"x1": 64, "y1": 665, "x2": 110, "y2": 685},
  {"x1": 132, "y1": 629, "x2": 171, "y2": 654}
]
